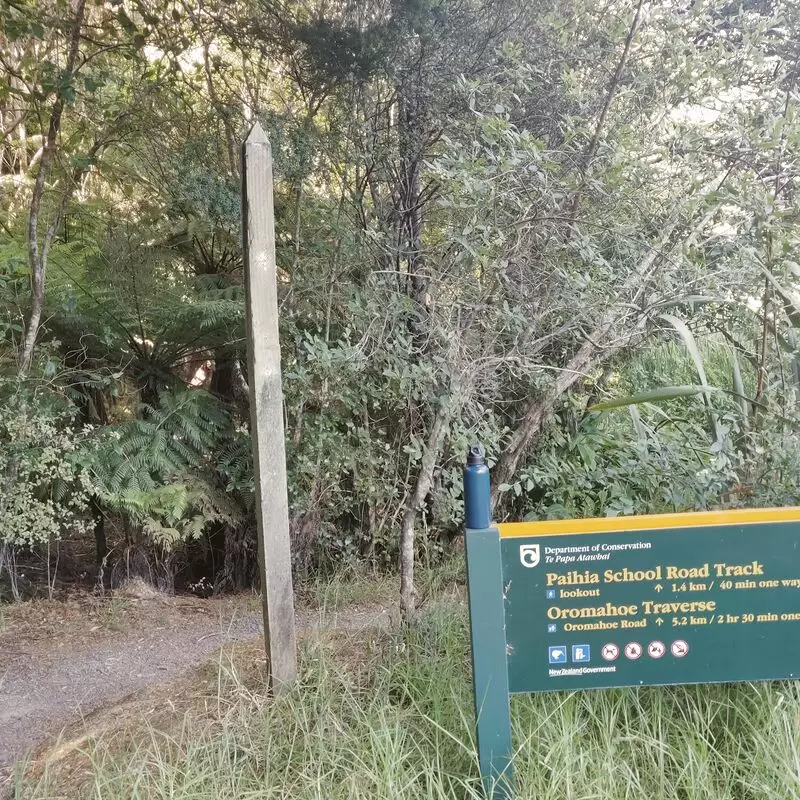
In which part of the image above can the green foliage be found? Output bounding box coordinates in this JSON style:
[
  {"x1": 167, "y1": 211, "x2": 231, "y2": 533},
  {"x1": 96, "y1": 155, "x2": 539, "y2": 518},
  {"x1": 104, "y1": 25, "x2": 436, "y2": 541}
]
[
  {"x1": 588, "y1": 385, "x2": 715, "y2": 411},
  {"x1": 4, "y1": 0, "x2": 800, "y2": 594},
  {"x1": 0, "y1": 386, "x2": 92, "y2": 548},
  {"x1": 45, "y1": 229, "x2": 245, "y2": 402},
  {"x1": 89, "y1": 390, "x2": 242, "y2": 548},
  {"x1": 91, "y1": 390, "x2": 227, "y2": 493},
  {"x1": 505, "y1": 406, "x2": 736, "y2": 521},
  {"x1": 114, "y1": 479, "x2": 240, "y2": 549}
]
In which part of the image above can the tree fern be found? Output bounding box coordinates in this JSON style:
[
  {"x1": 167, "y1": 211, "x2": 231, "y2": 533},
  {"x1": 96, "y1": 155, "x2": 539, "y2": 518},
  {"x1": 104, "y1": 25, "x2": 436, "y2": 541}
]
[{"x1": 89, "y1": 389, "x2": 241, "y2": 548}]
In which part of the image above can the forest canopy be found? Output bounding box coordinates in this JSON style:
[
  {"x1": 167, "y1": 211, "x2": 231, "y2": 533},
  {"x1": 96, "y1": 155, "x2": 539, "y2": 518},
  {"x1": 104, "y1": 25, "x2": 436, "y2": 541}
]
[{"x1": 2, "y1": 0, "x2": 799, "y2": 613}]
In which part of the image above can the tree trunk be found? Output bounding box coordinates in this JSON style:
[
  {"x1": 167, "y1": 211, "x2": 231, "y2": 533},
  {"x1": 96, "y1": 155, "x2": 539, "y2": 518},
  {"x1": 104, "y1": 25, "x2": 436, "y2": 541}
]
[
  {"x1": 564, "y1": 0, "x2": 645, "y2": 230},
  {"x1": 490, "y1": 220, "x2": 687, "y2": 510},
  {"x1": 490, "y1": 337, "x2": 612, "y2": 509},
  {"x1": 399, "y1": 404, "x2": 449, "y2": 620},
  {"x1": 393, "y1": 55, "x2": 440, "y2": 620},
  {"x1": 19, "y1": 0, "x2": 87, "y2": 376},
  {"x1": 397, "y1": 68, "x2": 429, "y2": 344},
  {"x1": 92, "y1": 497, "x2": 107, "y2": 568},
  {"x1": 754, "y1": 278, "x2": 771, "y2": 423},
  {"x1": 211, "y1": 350, "x2": 249, "y2": 414}
]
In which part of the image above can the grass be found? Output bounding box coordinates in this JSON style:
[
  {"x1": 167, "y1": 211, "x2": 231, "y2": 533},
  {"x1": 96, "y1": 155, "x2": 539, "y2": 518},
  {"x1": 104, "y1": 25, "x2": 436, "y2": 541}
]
[
  {"x1": 305, "y1": 552, "x2": 465, "y2": 612},
  {"x1": 306, "y1": 569, "x2": 398, "y2": 610},
  {"x1": 95, "y1": 595, "x2": 130, "y2": 632},
  {"x1": 16, "y1": 600, "x2": 800, "y2": 800}
]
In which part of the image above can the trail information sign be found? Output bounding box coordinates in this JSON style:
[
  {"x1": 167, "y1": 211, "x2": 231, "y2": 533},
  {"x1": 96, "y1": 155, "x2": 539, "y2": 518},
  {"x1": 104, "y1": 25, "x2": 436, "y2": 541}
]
[
  {"x1": 503, "y1": 512, "x2": 800, "y2": 693},
  {"x1": 462, "y1": 448, "x2": 800, "y2": 799}
]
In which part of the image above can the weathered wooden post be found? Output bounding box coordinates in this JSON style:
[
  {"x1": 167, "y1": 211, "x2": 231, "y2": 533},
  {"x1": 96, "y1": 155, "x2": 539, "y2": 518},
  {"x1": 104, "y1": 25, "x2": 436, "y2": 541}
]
[{"x1": 241, "y1": 121, "x2": 297, "y2": 689}]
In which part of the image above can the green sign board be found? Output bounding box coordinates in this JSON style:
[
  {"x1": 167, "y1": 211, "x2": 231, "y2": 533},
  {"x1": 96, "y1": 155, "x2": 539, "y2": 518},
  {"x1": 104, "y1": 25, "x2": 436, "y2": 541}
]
[
  {"x1": 503, "y1": 517, "x2": 800, "y2": 693},
  {"x1": 464, "y1": 500, "x2": 800, "y2": 800}
]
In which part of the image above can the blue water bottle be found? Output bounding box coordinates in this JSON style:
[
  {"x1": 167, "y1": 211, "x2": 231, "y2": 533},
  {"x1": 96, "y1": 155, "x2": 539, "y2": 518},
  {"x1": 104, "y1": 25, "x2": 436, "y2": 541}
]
[{"x1": 464, "y1": 443, "x2": 491, "y2": 529}]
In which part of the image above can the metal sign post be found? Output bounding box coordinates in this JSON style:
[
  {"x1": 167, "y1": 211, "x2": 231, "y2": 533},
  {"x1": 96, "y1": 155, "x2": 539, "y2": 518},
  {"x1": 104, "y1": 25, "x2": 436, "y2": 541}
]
[{"x1": 464, "y1": 445, "x2": 800, "y2": 799}]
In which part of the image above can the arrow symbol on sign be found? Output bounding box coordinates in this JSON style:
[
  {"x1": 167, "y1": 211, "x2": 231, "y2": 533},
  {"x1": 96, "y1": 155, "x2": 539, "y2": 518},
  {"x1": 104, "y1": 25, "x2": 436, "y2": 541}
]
[
  {"x1": 654, "y1": 584, "x2": 663, "y2": 593},
  {"x1": 656, "y1": 617, "x2": 664, "y2": 626}
]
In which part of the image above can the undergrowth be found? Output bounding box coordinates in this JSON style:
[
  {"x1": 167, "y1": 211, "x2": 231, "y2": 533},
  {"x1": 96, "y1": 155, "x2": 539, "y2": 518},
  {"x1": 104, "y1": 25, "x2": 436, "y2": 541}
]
[
  {"x1": 304, "y1": 552, "x2": 464, "y2": 611},
  {"x1": 18, "y1": 604, "x2": 800, "y2": 799}
]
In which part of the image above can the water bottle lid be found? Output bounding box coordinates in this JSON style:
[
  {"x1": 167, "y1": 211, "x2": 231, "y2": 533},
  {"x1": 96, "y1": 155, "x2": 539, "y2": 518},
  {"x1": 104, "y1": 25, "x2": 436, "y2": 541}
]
[{"x1": 467, "y1": 443, "x2": 485, "y2": 465}]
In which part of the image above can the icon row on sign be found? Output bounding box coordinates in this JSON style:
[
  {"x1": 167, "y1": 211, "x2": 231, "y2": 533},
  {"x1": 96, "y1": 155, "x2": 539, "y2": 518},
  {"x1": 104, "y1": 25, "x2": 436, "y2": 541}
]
[
  {"x1": 548, "y1": 645, "x2": 591, "y2": 664},
  {"x1": 601, "y1": 640, "x2": 688, "y2": 661}
]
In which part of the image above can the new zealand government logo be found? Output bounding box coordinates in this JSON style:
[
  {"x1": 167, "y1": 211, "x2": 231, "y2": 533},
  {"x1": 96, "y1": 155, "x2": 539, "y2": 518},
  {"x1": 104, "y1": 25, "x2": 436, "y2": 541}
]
[{"x1": 519, "y1": 544, "x2": 540, "y2": 568}]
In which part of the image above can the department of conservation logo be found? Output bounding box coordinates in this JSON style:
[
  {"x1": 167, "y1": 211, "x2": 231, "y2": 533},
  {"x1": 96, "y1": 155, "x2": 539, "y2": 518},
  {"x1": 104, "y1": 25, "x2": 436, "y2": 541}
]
[{"x1": 519, "y1": 544, "x2": 540, "y2": 568}]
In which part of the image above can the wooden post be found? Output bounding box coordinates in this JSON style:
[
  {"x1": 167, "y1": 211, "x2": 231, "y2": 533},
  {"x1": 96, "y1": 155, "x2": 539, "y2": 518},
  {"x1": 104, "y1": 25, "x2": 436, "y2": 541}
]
[{"x1": 241, "y1": 122, "x2": 297, "y2": 689}]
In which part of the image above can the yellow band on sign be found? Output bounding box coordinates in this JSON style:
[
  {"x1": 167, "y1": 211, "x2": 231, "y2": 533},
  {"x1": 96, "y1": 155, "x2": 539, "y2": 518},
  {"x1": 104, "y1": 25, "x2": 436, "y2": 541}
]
[{"x1": 497, "y1": 506, "x2": 800, "y2": 539}]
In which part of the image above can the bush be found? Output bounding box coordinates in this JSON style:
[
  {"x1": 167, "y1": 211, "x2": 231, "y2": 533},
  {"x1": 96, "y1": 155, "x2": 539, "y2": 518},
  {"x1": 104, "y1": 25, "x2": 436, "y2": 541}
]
[{"x1": 0, "y1": 390, "x2": 93, "y2": 550}]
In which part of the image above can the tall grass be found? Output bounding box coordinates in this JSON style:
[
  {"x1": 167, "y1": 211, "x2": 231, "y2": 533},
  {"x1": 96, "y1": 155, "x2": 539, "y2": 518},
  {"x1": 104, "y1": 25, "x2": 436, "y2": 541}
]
[{"x1": 21, "y1": 605, "x2": 800, "y2": 799}]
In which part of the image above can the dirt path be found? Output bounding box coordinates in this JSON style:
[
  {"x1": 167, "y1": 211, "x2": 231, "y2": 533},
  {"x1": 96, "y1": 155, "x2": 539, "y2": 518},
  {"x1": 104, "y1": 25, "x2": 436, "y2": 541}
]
[{"x1": 0, "y1": 592, "x2": 391, "y2": 774}]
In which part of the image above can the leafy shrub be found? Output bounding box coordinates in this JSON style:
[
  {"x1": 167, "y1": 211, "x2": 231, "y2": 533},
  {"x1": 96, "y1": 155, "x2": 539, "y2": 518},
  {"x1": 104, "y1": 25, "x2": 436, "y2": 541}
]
[
  {"x1": 0, "y1": 390, "x2": 93, "y2": 549},
  {"x1": 89, "y1": 389, "x2": 243, "y2": 549}
]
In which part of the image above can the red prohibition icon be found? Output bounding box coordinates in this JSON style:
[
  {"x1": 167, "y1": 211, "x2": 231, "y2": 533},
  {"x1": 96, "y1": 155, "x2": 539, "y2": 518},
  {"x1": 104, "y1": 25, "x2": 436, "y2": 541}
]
[
  {"x1": 601, "y1": 643, "x2": 620, "y2": 661},
  {"x1": 624, "y1": 642, "x2": 643, "y2": 660},
  {"x1": 671, "y1": 639, "x2": 689, "y2": 658},
  {"x1": 648, "y1": 641, "x2": 666, "y2": 659}
]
